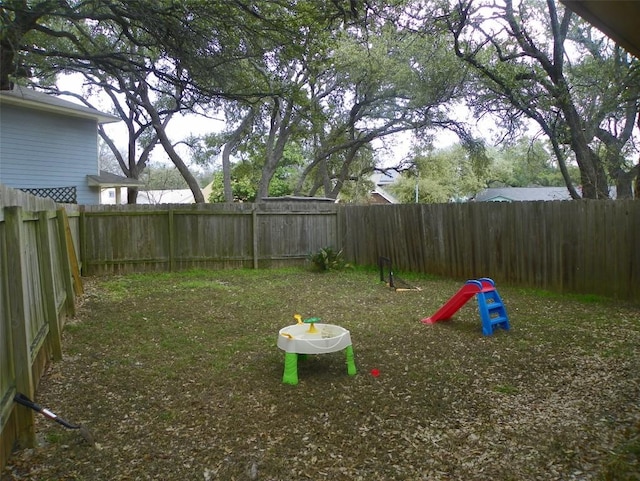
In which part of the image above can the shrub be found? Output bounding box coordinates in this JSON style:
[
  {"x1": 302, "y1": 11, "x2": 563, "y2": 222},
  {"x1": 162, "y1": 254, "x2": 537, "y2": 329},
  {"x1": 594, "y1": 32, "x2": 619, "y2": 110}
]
[{"x1": 307, "y1": 247, "x2": 349, "y2": 271}]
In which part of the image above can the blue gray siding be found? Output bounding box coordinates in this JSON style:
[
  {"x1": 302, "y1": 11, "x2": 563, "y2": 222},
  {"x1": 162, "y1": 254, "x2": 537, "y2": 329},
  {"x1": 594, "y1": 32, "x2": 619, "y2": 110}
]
[{"x1": 0, "y1": 104, "x2": 100, "y2": 204}]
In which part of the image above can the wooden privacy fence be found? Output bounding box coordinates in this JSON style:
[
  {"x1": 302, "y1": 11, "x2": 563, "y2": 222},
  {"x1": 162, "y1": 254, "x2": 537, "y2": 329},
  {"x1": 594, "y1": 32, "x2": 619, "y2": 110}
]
[
  {"x1": 0, "y1": 185, "x2": 81, "y2": 469},
  {"x1": 81, "y1": 199, "x2": 639, "y2": 300},
  {"x1": 340, "y1": 200, "x2": 640, "y2": 301},
  {"x1": 81, "y1": 201, "x2": 341, "y2": 274}
]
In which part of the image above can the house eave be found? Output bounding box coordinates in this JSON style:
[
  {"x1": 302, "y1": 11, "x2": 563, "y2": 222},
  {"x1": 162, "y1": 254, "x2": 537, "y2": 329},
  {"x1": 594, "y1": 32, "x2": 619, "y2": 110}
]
[
  {"x1": 0, "y1": 86, "x2": 120, "y2": 124},
  {"x1": 87, "y1": 171, "x2": 145, "y2": 188},
  {"x1": 560, "y1": 0, "x2": 640, "y2": 58}
]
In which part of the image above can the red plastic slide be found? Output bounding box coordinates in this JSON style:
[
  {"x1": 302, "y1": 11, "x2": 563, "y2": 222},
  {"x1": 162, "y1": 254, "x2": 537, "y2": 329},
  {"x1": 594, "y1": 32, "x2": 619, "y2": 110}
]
[{"x1": 421, "y1": 279, "x2": 494, "y2": 324}]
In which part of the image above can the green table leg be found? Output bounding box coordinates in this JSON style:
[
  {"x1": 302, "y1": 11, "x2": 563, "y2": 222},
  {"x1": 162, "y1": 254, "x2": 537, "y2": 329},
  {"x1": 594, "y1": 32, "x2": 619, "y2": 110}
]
[
  {"x1": 345, "y1": 345, "x2": 356, "y2": 376},
  {"x1": 282, "y1": 352, "x2": 298, "y2": 385}
]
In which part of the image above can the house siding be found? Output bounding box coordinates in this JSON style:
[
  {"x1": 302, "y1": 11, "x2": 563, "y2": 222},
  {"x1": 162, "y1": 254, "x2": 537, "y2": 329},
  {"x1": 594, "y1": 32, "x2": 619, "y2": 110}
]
[{"x1": 0, "y1": 104, "x2": 100, "y2": 204}]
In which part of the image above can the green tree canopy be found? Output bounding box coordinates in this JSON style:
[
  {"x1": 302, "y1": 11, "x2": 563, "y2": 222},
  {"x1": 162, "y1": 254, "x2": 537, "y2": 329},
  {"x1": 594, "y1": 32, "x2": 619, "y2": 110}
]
[
  {"x1": 4, "y1": 0, "x2": 638, "y2": 202},
  {"x1": 391, "y1": 144, "x2": 486, "y2": 203},
  {"x1": 439, "y1": 0, "x2": 640, "y2": 199},
  {"x1": 487, "y1": 138, "x2": 580, "y2": 188},
  {"x1": 207, "y1": 142, "x2": 305, "y2": 202}
]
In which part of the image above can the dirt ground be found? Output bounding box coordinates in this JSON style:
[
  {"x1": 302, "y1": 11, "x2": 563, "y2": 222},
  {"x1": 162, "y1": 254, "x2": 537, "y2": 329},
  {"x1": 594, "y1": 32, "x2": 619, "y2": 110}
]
[{"x1": 3, "y1": 269, "x2": 640, "y2": 480}]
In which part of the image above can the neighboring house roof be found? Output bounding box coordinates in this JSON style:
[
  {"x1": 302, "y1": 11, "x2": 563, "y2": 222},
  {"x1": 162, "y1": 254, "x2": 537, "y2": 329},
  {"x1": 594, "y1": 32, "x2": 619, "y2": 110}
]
[
  {"x1": 370, "y1": 169, "x2": 400, "y2": 204},
  {"x1": 371, "y1": 170, "x2": 400, "y2": 187},
  {"x1": 137, "y1": 189, "x2": 196, "y2": 204},
  {"x1": 371, "y1": 187, "x2": 398, "y2": 204},
  {"x1": 472, "y1": 187, "x2": 572, "y2": 202},
  {"x1": 201, "y1": 180, "x2": 214, "y2": 202},
  {"x1": 0, "y1": 85, "x2": 119, "y2": 124}
]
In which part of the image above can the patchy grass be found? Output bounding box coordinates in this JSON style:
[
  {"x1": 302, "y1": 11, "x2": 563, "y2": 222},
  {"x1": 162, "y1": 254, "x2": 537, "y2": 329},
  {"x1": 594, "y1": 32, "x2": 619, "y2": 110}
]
[{"x1": 4, "y1": 268, "x2": 640, "y2": 480}]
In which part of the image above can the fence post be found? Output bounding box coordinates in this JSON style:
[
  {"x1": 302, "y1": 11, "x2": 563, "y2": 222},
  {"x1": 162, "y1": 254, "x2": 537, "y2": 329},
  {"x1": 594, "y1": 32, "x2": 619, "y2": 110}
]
[
  {"x1": 252, "y1": 207, "x2": 259, "y2": 269},
  {"x1": 79, "y1": 205, "x2": 87, "y2": 276},
  {"x1": 336, "y1": 205, "x2": 344, "y2": 255},
  {"x1": 38, "y1": 211, "x2": 63, "y2": 361},
  {"x1": 4, "y1": 206, "x2": 36, "y2": 448},
  {"x1": 168, "y1": 208, "x2": 175, "y2": 272},
  {"x1": 59, "y1": 209, "x2": 83, "y2": 296}
]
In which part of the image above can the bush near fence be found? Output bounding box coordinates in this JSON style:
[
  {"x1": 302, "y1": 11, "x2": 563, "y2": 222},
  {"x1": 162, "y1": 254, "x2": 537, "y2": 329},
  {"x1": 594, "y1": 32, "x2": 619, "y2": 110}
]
[{"x1": 1, "y1": 191, "x2": 638, "y2": 471}]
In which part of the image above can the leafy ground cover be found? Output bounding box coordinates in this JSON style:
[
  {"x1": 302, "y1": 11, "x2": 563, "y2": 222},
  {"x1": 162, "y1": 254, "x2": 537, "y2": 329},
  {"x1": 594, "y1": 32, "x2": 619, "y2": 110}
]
[{"x1": 3, "y1": 268, "x2": 640, "y2": 480}]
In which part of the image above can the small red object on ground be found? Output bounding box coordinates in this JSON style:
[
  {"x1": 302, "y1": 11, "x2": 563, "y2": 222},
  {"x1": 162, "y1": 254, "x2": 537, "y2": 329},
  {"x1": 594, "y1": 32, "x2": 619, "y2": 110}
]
[{"x1": 370, "y1": 368, "x2": 380, "y2": 377}]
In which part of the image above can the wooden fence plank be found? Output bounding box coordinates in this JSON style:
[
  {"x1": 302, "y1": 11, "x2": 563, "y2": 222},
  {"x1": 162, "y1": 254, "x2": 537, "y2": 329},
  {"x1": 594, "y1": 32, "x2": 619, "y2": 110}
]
[
  {"x1": 1, "y1": 188, "x2": 80, "y2": 467},
  {"x1": 252, "y1": 208, "x2": 259, "y2": 269},
  {"x1": 4, "y1": 207, "x2": 36, "y2": 448},
  {"x1": 38, "y1": 211, "x2": 62, "y2": 361},
  {"x1": 56, "y1": 209, "x2": 76, "y2": 316},
  {"x1": 168, "y1": 208, "x2": 175, "y2": 272},
  {"x1": 60, "y1": 209, "x2": 83, "y2": 296}
]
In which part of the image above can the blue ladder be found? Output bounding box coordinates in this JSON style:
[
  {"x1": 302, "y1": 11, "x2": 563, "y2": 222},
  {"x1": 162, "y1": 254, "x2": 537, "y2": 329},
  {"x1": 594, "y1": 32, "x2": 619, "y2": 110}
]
[{"x1": 475, "y1": 278, "x2": 510, "y2": 336}]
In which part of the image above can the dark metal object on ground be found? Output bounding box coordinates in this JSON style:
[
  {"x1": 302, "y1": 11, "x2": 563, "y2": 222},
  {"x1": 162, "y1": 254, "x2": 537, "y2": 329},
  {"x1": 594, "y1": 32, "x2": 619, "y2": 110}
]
[
  {"x1": 14, "y1": 393, "x2": 95, "y2": 446},
  {"x1": 378, "y1": 256, "x2": 421, "y2": 292}
]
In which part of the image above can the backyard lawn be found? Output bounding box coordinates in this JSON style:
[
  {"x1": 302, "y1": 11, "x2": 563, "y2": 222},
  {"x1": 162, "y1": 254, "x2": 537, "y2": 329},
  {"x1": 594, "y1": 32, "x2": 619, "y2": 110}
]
[{"x1": 3, "y1": 267, "x2": 640, "y2": 480}]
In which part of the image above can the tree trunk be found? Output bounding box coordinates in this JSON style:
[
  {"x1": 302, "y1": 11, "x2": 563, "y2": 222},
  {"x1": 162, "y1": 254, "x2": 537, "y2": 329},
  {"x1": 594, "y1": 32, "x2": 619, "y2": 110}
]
[
  {"x1": 563, "y1": 106, "x2": 609, "y2": 199},
  {"x1": 221, "y1": 108, "x2": 255, "y2": 203},
  {"x1": 546, "y1": 135, "x2": 581, "y2": 199},
  {"x1": 256, "y1": 99, "x2": 294, "y2": 200},
  {"x1": 635, "y1": 161, "x2": 640, "y2": 199},
  {"x1": 606, "y1": 149, "x2": 637, "y2": 200},
  {"x1": 329, "y1": 147, "x2": 360, "y2": 199},
  {"x1": 615, "y1": 174, "x2": 634, "y2": 200},
  {"x1": 154, "y1": 127, "x2": 205, "y2": 203},
  {"x1": 127, "y1": 129, "x2": 140, "y2": 204},
  {"x1": 0, "y1": 7, "x2": 39, "y2": 90},
  {"x1": 0, "y1": 45, "x2": 15, "y2": 90},
  {"x1": 139, "y1": 85, "x2": 204, "y2": 203},
  {"x1": 318, "y1": 158, "x2": 333, "y2": 197}
]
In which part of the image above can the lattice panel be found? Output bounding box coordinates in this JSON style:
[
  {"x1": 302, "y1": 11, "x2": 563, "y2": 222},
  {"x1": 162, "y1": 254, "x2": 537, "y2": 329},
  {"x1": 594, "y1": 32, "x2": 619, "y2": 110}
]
[{"x1": 19, "y1": 186, "x2": 77, "y2": 204}]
